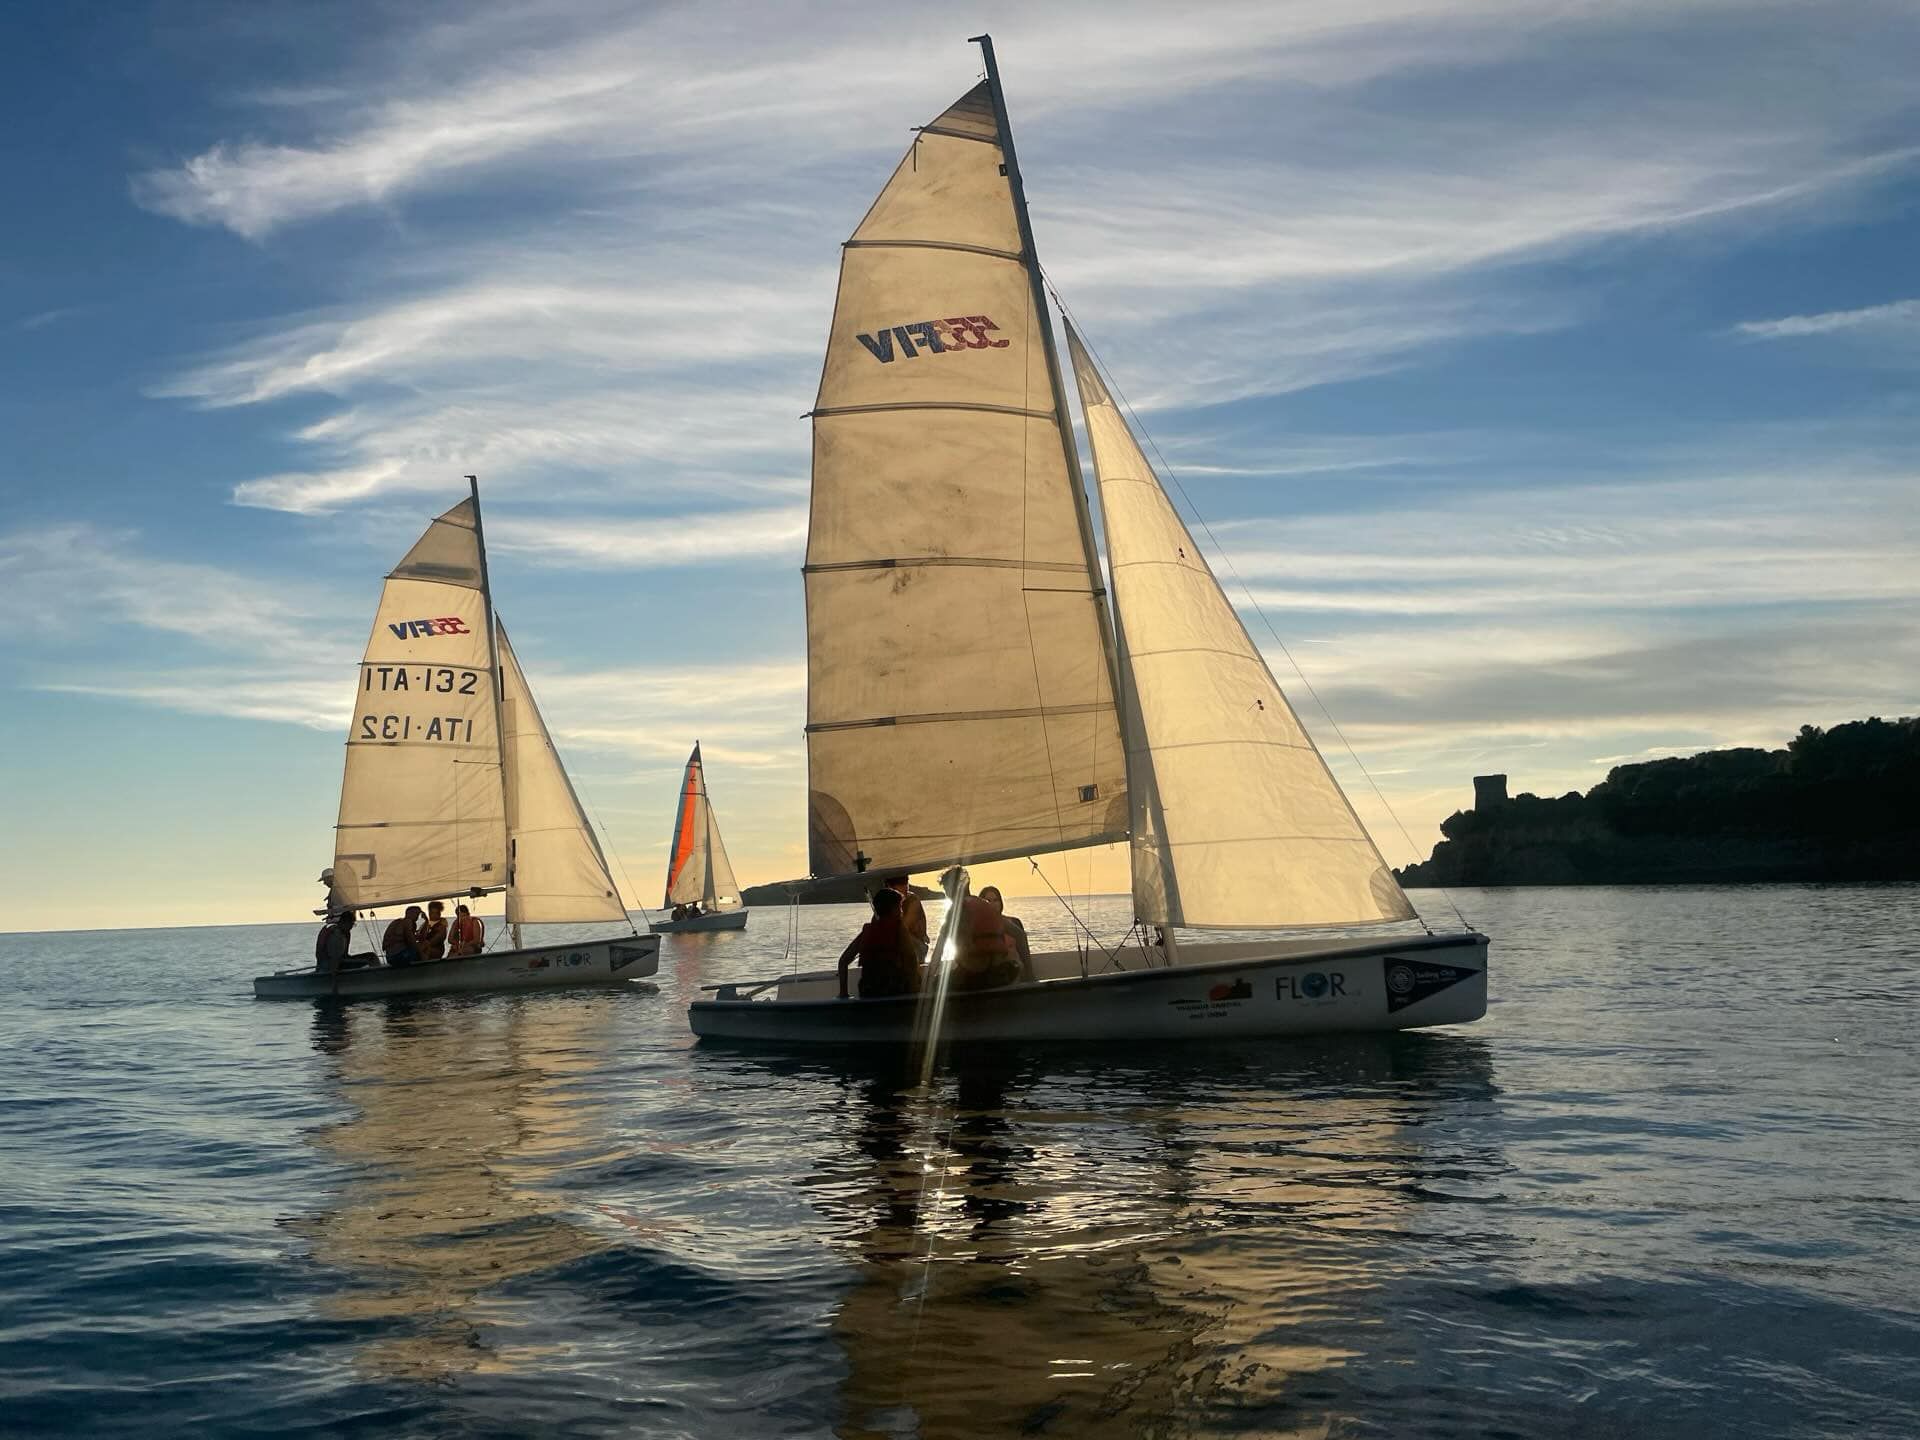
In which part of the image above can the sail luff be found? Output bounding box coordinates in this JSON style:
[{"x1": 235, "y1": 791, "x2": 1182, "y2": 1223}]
[
  {"x1": 1065, "y1": 322, "x2": 1417, "y2": 930},
  {"x1": 466, "y1": 475, "x2": 513, "y2": 903},
  {"x1": 970, "y1": 33, "x2": 1125, "y2": 730}
]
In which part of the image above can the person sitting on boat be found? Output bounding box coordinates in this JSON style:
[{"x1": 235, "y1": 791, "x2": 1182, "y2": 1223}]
[
  {"x1": 977, "y1": 885, "x2": 1034, "y2": 982},
  {"x1": 671, "y1": 903, "x2": 688, "y2": 922},
  {"x1": 836, "y1": 887, "x2": 920, "y2": 1000},
  {"x1": 418, "y1": 900, "x2": 449, "y2": 962},
  {"x1": 449, "y1": 904, "x2": 484, "y2": 957},
  {"x1": 883, "y1": 874, "x2": 929, "y2": 961},
  {"x1": 951, "y1": 891, "x2": 1021, "y2": 991},
  {"x1": 382, "y1": 907, "x2": 425, "y2": 966},
  {"x1": 313, "y1": 909, "x2": 375, "y2": 974}
]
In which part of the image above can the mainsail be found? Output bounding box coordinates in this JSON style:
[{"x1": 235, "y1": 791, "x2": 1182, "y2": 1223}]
[
  {"x1": 664, "y1": 744, "x2": 740, "y2": 908},
  {"x1": 1065, "y1": 324, "x2": 1417, "y2": 930},
  {"x1": 497, "y1": 624, "x2": 627, "y2": 925},
  {"x1": 803, "y1": 82, "x2": 1128, "y2": 877},
  {"x1": 332, "y1": 487, "x2": 629, "y2": 931},
  {"x1": 334, "y1": 497, "x2": 507, "y2": 909}
]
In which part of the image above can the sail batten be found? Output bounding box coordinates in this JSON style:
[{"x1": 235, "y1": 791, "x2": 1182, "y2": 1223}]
[
  {"x1": 803, "y1": 79, "x2": 1126, "y2": 876},
  {"x1": 1066, "y1": 323, "x2": 1417, "y2": 931}
]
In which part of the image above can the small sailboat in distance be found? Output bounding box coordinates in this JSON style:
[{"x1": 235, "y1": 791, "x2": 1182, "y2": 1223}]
[
  {"x1": 254, "y1": 480, "x2": 660, "y2": 999},
  {"x1": 652, "y1": 743, "x2": 749, "y2": 933},
  {"x1": 689, "y1": 36, "x2": 1487, "y2": 1044}
]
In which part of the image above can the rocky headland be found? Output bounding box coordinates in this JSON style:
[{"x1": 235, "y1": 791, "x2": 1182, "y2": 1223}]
[{"x1": 1398, "y1": 717, "x2": 1920, "y2": 887}]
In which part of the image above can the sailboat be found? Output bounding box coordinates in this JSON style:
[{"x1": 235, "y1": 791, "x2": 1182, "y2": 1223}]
[
  {"x1": 650, "y1": 743, "x2": 749, "y2": 933},
  {"x1": 254, "y1": 481, "x2": 660, "y2": 999},
  {"x1": 689, "y1": 37, "x2": 1486, "y2": 1044}
]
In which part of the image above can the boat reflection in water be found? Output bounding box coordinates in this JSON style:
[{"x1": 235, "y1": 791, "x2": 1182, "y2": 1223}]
[
  {"x1": 803, "y1": 1036, "x2": 1500, "y2": 1438},
  {"x1": 298, "y1": 996, "x2": 616, "y2": 1382}
]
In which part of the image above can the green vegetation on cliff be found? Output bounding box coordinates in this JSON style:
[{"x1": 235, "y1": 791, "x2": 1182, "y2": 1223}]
[{"x1": 1398, "y1": 717, "x2": 1920, "y2": 887}]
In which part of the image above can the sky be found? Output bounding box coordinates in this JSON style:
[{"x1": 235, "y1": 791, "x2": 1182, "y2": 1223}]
[{"x1": 2, "y1": 0, "x2": 1917, "y2": 933}]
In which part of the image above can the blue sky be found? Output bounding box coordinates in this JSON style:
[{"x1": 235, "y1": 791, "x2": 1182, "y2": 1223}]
[{"x1": 3, "y1": 0, "x2": 1917, "y2": 931}]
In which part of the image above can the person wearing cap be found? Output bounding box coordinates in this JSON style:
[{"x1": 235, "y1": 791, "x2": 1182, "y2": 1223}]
[
  {"x1": 319, "y1": 866, "x2": 352, "y2": 922},
  {"x1": 883, "y1": 874, "x2": 928, "y2": 961}
]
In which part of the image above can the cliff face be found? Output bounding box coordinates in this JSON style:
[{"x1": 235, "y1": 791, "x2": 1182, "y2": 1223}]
[{"x1": 1399, "y1": 717, "x2": 1920, "y2": 887}]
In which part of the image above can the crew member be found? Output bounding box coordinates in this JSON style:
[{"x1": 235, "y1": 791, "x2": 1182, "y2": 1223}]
[
  {"x1": 836, "y1": 888, "x2": 921, "y2": 1000},
  {"x1": 381, "y1": 907, "x2": 424, "y2": 966},
  {"x1": 951, "y1": 889, "x2": 1020, "y2": 991},
  {"x1": 884, "y1": 874, "x2": 929, "y2": 961},
  {"x1": 419, "y1": 900, "x2": 449, "y2": 961},
  {"x1": 449, "y1": 904, "x2": 485, "y2": 957},
  {"x1": 978, "y1": 885, "x2": 1034, "y2": 982}
]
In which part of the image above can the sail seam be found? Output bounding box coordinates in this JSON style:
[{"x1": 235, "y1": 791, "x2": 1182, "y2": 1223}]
[
  {"x1": 807, "y1": 700, "x2": 1114, "y2": 732},
  {"x1": 343, "y1": 742, "x2": 499, "y2": 753},
  {"x1": 1157, "y1": 833, "x2": 1391, "y2": 846},
  {"x1": 337, "y1": 819, "x2": 499, "y2": 830},
  {"x1": 1127, "y1": 736, "x2": 1320, "y2": 755},
  {"x1": 1121, "y1": 643, "x2": 1275, "y2": 663},
  {"x1": 913, "y1": 123, "x2": 999, "y2": 144},
  {"x1": 811, "y1": 401, "x2": 1055, "y2": 420},
  {"x1": 844, "y1": 239, "x2": 1023, "y2": 262},
  {"x1": 803, "y1": 556, "x2": 1085, "y2": 575}
]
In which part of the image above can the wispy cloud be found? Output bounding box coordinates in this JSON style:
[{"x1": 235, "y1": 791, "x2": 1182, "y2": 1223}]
[
  {"x1": 489, "y1": 506, "x2": 808, "y2": 568},
  {"x1": 1734, "y1": 297, "x2": 1920, "y2": 339}
]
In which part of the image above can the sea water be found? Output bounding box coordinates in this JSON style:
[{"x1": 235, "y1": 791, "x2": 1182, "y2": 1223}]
[{"x1": 1, "y1": 885, "x2": 1916, "y2": 1438}]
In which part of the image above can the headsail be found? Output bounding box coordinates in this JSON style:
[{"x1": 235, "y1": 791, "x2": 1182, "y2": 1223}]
[
  {"x1": 804, "y1": 82, "x2": 1127, "y2": 876},
  {"x1": 497, "y1": 624, "x2": 627, "y2": 925},
  {"x1": 333, "y1": 498, "x2": 507, "y2": 910},
  {"x1": 1065, "y1": 325, "x2": 1417, "y2": 929},
  {"x1": 665, "y1": 744, "x2": 740, "y2": 907}
]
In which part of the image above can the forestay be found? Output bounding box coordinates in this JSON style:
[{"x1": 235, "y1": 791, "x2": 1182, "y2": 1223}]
[
  {"x1": 804, "y1": 83, "x2": 1127, "y2": 876},
  {"x1": 664, "y1": 744, "x2": 740, "y2": 908},
  {"x1": 333, "y1": 498, "x2": 507, "y2": 909},
  {"x1": 497, "y1": 625, "x2": 627, "y2": 925},
  {"x1": 1066, "y1": 325, "x2": 1416, "y2": 929}
]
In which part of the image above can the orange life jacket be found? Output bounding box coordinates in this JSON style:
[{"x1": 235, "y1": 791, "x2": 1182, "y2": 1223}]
[
  {"x1": 955, "y1": 896, "x2": 1009, "y2": 972},
  {"x1": 453, "y1": 914, "x2": 484, "y2": 948}
]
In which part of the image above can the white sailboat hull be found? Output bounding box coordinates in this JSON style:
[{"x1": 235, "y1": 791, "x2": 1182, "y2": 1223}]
[
  {"x1": 689, "y1": 932, "x2": 1486, "y2": 1045},
  {"x1": 651, "y1": 909, "x2": 749, "y2": 934},
  {"x1": 254, "y1": 934, "x2": 659, "y2": 1001}
]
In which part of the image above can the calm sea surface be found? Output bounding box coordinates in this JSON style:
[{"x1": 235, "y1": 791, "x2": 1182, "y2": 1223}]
[{"x1": 2, "y1": 886, "x2": 1917, "y2": 1439}]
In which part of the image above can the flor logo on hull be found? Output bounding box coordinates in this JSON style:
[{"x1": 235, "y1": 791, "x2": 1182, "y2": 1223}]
[
  {"x1": 855, "y1": 315, "x2": 1009, "y2": 363},
  {"x1": 387, "y1": 617, "x2": 471, "y2": 640}
]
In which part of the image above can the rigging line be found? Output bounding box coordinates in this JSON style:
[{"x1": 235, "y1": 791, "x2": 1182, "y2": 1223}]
[
  {"x1": 1025, "y1": 855, "x2": 1118, "y2": 963},
  {"x1": 1044, "y1": 278, "x2": 1470, "y2": 935},
  {"x1": 578, "y1": 783, "x2": 651, "y2": 934}
]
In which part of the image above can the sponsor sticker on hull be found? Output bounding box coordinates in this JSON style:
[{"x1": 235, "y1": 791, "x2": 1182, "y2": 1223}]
[
  {"x1": 1168, "y1": 976, "x2": 1252, "y2": 1021},
  {"x1": 1276, "y1": 969, "x2": 1352, "y2": 1006},
  {"x1": 1383, "y1": 957, "x2": 1475, "y2": 1013}
]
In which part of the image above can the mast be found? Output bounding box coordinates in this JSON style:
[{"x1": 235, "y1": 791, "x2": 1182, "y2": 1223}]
[
  {"x1": 467, "y1": 473, "x2": 516, "y2": 951},
  {"x1": 969, "y1": 32, "x2": 1126, "y2": 740}
]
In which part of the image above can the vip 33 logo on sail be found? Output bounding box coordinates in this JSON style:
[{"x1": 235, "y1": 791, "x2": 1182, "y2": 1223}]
[
  {"x1": 386, "y1": 616, "x2": 471, "y2": 640},
  {"x1": 855, "y1": 315, "x2": 1009, "y2": 363}
]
